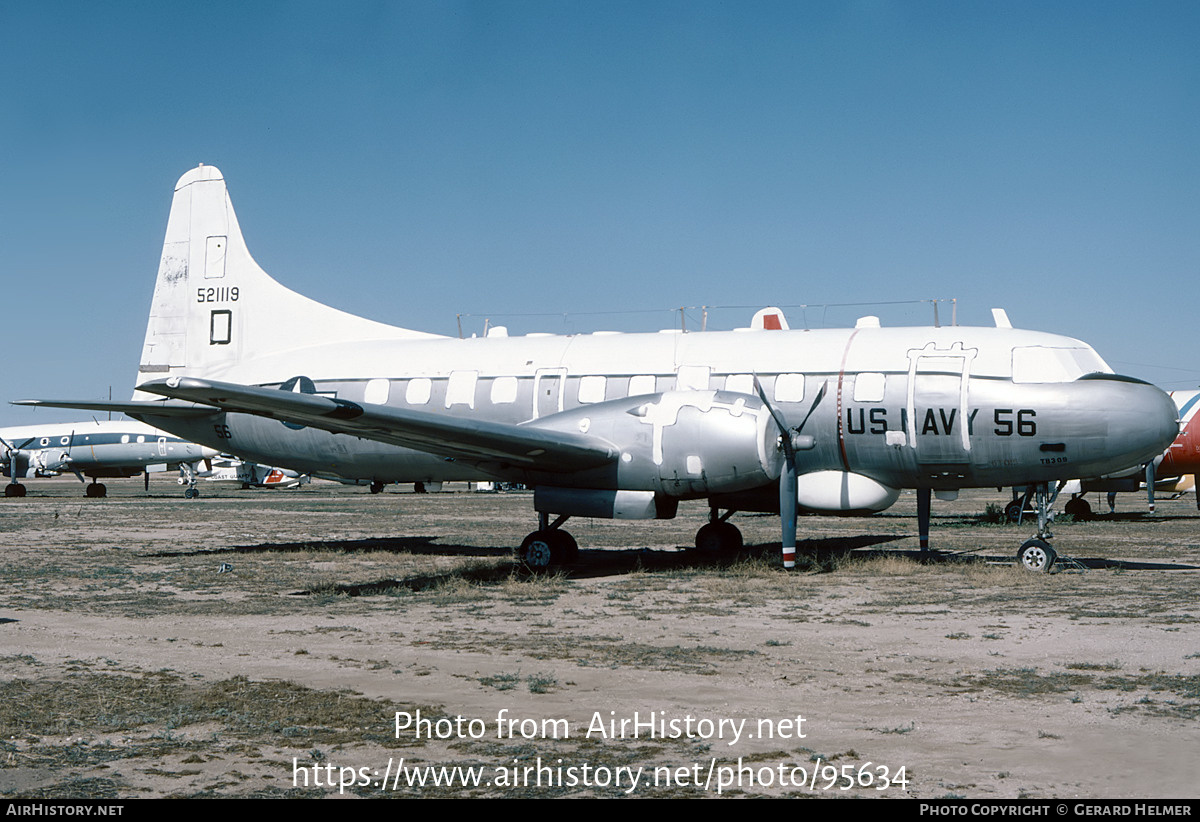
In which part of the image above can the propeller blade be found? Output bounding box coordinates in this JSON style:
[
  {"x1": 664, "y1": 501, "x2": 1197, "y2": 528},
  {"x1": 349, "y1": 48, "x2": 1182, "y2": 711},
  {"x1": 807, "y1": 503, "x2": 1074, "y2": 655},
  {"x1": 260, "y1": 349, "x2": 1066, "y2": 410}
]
[
  {"x1": 780, "y1": 451, "x2": 797, "y2": 568},
  {"x1": 753, "y1": 377, "x2": 827, "y2": 568},
  {"x1": 1146, "y1": 462, "x2": 1156, "y2": 513}
]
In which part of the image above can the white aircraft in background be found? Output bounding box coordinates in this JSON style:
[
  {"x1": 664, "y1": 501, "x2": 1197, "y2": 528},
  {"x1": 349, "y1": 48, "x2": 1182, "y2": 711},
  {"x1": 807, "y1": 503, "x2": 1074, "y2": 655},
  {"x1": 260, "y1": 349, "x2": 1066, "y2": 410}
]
[
  {"x1": 1, "y1": 419, "x2": 217, "y2": 497},
  {"x1": 200, "y1": 456, "x2": 309, "y2": 489},
  {"x1": 19, "y1": 165, "x2": 1179, "y2": 573}
]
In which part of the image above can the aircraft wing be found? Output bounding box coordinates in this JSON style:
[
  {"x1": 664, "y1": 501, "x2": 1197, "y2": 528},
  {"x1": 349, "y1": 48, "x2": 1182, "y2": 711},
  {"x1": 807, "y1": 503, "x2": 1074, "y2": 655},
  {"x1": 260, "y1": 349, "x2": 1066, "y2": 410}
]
[{"x1": 136, "y1": 376, "x2": 619, "y2": 472}]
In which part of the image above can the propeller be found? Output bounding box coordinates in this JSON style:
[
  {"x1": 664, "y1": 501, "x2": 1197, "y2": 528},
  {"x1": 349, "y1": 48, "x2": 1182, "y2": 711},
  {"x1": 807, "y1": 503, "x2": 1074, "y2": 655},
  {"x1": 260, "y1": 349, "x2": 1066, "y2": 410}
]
[
  {"x1": 755, "y1": 378, "x2": 827, "y2": 569},
  {"x1": 0, "y1": 435, "x2": 14, "y2": 479}
]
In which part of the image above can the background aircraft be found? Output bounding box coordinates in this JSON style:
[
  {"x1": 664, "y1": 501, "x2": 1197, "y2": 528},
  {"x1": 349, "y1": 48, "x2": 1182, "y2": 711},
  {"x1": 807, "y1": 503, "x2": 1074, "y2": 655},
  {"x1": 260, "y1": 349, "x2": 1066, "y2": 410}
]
[
  {"x1": 1, "y1": 418, "x2": 217, "y2": 497},
  {"x1": 20, "y1": 166, "x2": 1179, "y2": 574}
]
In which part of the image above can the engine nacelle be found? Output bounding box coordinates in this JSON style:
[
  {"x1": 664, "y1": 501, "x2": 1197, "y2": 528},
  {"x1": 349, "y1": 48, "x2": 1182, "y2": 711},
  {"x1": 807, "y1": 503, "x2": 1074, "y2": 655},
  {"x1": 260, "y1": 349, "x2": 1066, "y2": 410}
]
[
  {"x1": 795, "y1": 470, "x2": 899, "y2": 514},
  {"x1": 531, "y1": 390, "x2": 783, "y2": 498}
]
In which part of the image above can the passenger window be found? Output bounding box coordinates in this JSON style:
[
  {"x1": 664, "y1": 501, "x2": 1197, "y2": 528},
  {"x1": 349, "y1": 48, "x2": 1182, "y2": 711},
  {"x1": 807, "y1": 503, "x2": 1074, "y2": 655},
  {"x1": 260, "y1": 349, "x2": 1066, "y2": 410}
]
[
  {"x1": 629, "y1": 375, "x2": 656, "y2": 396},
  {"x1": 724, "y1": 374, "x2": 755, "y2": 394},
  {"x1": 491, "y1": 376, "x2": 518, "y2": 404},
  {"x1": 445, "y1": 371, "x2": 478, "y2": 409},
  {"x1": 364, "y1": 378, "x2": 390, "y2": 405},
  {"x1": 676, "y1": 365, "x2": 711, "y2": 391},
  {"x1": 853, "y1": 373, "x2": 885, "y2": 402},
  {"x1": 405, "y1": 378, "x2": 432, "y2": 405},
  {"x1": 578, "y1": 375, "x2": 607, "y2": 404},
  {"x1": 774, "y1": 373, "x2": 805, "y2": 402}
]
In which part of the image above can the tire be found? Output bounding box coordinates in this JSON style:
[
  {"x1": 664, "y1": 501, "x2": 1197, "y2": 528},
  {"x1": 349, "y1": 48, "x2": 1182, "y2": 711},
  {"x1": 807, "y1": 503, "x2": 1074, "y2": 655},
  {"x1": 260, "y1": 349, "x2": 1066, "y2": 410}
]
[
  {"x1": 1064, "y1": 497, "x2": 1092, "y2": 521},
  {"x1": 549, "y1": 530, "x2": 579, "y2": 564},
  {"x1": 5, "y1": 483, "x2": 26, "y2": 498},
  {"x1": 519, "y1": 531, "x2": 555, "y2": 570},
  {"x1": 695, "y1": 522, "x2": 744, "y2": 552},
  {"x1": 1017, "y1": 539, "x2": 1057, "y2": 573},
  {"x1": 1004, "y1": 500, "x2": 1024, "y2": 524}
]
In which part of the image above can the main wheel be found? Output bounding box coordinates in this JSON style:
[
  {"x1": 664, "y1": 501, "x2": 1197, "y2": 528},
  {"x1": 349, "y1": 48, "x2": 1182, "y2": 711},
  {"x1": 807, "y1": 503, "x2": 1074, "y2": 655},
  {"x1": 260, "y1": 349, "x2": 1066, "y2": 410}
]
[
  {"x1": 370, "y1": 481, "x2": 385, "y2": 494},
  {"x1": 549, "y1": 530, "x2": 579, "y2": 564},
  {"x1": 1017, "y1": 539, "x2": 1056, "y2": 573},
  {"x1": 1064, "y1": 496, "x2": 1092, "y2": 521},
  {"x1": 85, "y1": 483, "x2": 106, "y2": 498},
  {"x1": 1004, "y1": 499, "x2": 1024, "y2": 524},
  {"x1": 519, "y1": 531, "x2": 556, "y2": 570},
  {"x1": 695, "y1": 522, "x2": 744, "y2": 552},
  {"x1": 184, "y1": 487, "x2": 199, "y2": 499},
  {"x1": 5, "y1": 483, "x2": 26, "y2": 498}
]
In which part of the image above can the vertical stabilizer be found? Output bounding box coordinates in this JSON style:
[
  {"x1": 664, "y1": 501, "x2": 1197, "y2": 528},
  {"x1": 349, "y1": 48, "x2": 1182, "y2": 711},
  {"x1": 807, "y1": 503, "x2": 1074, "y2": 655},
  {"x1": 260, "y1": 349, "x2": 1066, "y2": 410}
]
[{"x1": 135, "y1": 165, "x2": 440, "y2": 397}]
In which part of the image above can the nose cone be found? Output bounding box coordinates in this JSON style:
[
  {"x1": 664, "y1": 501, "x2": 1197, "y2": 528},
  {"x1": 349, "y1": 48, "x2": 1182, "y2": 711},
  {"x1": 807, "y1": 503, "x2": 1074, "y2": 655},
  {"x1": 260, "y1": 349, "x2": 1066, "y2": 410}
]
[{"x1": 1084, "y1": 375, "x2": 1179, "y2": 473}]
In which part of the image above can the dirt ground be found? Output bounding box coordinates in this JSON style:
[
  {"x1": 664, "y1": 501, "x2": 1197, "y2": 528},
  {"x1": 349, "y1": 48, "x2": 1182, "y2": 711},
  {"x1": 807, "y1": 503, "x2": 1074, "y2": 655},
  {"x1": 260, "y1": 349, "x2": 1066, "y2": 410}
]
[{"x1": 1, "y1": 476, "x2": 1197, "y2": 799}]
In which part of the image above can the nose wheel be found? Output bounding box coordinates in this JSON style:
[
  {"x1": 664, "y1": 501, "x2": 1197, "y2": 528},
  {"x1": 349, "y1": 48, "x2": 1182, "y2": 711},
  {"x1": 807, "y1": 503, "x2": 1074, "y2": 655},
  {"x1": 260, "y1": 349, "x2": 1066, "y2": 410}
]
[
  {"x1": 1015, "y1": 481, "x2": 1063, "y2": 573},
  {"x1": 1018, "y1": 538, "x2": 1057, "y2": 573}
]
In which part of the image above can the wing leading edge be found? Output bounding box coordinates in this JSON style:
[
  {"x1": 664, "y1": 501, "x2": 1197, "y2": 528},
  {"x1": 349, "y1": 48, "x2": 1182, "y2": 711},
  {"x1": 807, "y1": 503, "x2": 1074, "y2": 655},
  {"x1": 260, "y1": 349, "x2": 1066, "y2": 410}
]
[{"x1": 135, "y1": 376, "x2": 619, "y2": 472}]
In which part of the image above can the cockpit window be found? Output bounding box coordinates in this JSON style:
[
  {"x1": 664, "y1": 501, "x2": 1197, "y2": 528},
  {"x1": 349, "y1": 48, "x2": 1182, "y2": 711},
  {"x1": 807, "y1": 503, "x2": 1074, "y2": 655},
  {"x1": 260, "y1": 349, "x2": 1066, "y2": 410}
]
[{"x1": 1011, "y1": 346, "x2": 1111, "y2": 383}]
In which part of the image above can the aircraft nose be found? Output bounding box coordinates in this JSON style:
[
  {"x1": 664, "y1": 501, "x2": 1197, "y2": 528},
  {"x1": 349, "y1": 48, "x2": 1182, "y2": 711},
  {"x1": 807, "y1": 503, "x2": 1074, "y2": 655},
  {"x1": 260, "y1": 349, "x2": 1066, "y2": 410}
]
[{"x1": 1103, "y1": 377, "x2": 1179, "y2": 465}]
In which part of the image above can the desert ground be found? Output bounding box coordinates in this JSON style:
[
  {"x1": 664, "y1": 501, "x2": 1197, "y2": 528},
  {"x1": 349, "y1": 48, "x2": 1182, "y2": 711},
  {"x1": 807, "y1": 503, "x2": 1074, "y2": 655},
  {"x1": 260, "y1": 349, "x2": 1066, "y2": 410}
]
[{"x1": 0, "y1": 476, "x2": 1197, "y2": 799}]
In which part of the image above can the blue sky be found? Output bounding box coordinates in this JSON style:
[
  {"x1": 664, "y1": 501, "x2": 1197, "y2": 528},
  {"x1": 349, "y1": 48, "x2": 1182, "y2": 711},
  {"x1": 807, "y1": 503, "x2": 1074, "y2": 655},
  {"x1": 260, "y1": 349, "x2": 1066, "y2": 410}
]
[{"x1": 3, "y1": 1, "x2": 1198, "y2": 425}]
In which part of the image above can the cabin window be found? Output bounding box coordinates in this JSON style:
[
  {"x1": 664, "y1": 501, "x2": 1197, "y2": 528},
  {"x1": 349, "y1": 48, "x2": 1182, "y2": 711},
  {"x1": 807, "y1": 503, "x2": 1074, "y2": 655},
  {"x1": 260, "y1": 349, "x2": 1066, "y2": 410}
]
[
  {"x1": 137, "y1": 436, "x2": 145, "y2": 444},
  {"x1": 578, "y1": 375, "x2": 607, "y2": 404},
  {"x1": 445, "y1": 371, "x2": 478, "y2": 409},
  {"x1": 774, "y1": 373, "x2": 805, "y2": 403},
  {"x1": 854, "y1": 373, "x2": 885, "y2": 402},
  {"x1": 724, "y1": 374, "x2": 755, "y2": 395},
  {"x1": 676, "y1": 365, "x2": 711, "y2": 392},
  {"x1": 629, "y1": 375, "x2": 656, "y2": 396},
  {"x1": 364, "y1": 378, "x2": 390, "y2": 405},
  {"x1": 121, "y1": 435, "x2": 130, "y2": 444},
  {"x1": 405, "y1": 378, "x2": 432, "y2": 405},
  {"x1": 491, "y1": 376, "x2": 518, "y2": 404}
]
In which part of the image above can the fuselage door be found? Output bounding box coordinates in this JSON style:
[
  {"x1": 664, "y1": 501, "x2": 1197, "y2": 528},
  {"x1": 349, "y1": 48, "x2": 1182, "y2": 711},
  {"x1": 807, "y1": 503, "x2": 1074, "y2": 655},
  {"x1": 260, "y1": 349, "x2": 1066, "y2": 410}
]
[
  {"x1": 906, "y1": 342, "x2": 977, "y2": 465},
  {"x1": 533, "y1": 367, "x2": 567, "y2": 420}
]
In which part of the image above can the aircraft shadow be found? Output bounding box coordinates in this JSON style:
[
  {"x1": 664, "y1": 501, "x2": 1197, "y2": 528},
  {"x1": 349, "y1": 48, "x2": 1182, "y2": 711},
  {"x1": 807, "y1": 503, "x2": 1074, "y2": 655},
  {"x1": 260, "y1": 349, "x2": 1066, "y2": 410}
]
[
  {"x1": 293, "y1": 534, "x2": 902, "y2": 595},
  {"x1": 148, "y1": 537, "x2": 515, "y2": 559}
]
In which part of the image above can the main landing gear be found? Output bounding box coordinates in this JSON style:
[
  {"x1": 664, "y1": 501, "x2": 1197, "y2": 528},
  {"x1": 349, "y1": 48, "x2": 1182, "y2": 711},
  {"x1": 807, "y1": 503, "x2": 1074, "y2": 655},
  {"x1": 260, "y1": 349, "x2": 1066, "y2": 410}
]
[
  {"x1": 179, "y1": 462, "x2": 201, "y2": 499},
  {"x1": 84, "y1": 481, "x2": 107, "y2": 498},
  {"x1": 518, "y1": 513, "x2": 579, "y2": 570},
  {"x1": 4, "y1": 482, "x2": 26, "y2": 497},
  {"x1": 695, "y1": 507, "x2": 743, "y2": 552}
]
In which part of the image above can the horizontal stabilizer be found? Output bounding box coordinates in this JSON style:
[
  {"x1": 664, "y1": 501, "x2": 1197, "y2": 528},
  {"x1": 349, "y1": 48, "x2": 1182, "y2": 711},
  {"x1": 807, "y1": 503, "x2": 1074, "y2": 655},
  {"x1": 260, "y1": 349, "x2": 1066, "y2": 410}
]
[
  {"x1": 138, "y1": 377, "x2": 619, "y2": 472},
  {"x1": 13, "y1": 399, "x2": 219, "y2": 418}
]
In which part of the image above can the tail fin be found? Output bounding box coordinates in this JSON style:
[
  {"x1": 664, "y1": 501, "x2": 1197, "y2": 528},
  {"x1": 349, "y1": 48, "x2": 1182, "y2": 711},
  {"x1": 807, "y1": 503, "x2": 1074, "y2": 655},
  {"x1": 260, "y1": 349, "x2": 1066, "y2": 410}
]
[{"x1": 135, "y1": 165, "x2": 440, "y2": 397}]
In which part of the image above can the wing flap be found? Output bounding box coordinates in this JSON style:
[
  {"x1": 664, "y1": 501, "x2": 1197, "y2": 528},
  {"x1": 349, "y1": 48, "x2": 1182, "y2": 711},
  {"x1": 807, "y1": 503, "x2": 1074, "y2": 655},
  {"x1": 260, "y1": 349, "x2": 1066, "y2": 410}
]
[{"x1": 137, "y1": 376, "x2": 618, "y2": 471}]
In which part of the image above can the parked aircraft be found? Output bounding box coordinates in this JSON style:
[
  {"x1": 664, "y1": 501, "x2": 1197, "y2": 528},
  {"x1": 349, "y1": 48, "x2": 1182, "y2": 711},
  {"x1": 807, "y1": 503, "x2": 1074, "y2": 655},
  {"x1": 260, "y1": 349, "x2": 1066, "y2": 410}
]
[
  {"x1": 199, "y1": 456, "x2": 309, "y2": 489},
  {"x1": 1, "y1": 419, "x2": 217, "y2": 497},
  {"x1": 17, "y1": 165, "x2": 1180, "y2": 572}
]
